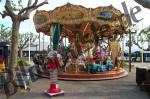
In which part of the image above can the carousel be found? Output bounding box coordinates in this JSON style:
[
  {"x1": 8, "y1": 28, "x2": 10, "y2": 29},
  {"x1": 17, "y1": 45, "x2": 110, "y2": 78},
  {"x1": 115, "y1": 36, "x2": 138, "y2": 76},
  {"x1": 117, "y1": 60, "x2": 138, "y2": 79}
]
[{"x1": 33, "y1": 3, "x2": 129, "y2": 81}]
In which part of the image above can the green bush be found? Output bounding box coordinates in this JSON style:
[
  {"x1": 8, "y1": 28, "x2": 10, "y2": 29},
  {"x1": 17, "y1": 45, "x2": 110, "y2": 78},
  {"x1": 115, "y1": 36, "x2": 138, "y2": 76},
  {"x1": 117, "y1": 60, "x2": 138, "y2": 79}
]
[
  {"x1": 17, "y1": 59, "x2": 29, "y2": 66},
  {"x1": 120, "y1": 61, "x2": 128, "y2": 68},
  {"x1": 120, "y1": 61, "x2": 134, "y2": 68}
]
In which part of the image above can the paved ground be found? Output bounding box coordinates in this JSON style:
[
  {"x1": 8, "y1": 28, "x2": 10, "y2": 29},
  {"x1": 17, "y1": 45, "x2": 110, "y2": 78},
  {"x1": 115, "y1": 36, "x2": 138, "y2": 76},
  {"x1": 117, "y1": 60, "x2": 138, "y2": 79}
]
[{"x1": 0, "y1": 63, "x2": 150, "y2": 99}]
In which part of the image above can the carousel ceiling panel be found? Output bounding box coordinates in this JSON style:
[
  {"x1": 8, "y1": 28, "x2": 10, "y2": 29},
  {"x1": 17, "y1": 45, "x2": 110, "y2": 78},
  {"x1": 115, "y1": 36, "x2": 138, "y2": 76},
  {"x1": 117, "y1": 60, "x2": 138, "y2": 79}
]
[
  {"x1": 47, "y1": 3, "x2": 123, "y2": 25},
  {"x1": 48, "y1": 3, "x2": 89, "y2": 25}
]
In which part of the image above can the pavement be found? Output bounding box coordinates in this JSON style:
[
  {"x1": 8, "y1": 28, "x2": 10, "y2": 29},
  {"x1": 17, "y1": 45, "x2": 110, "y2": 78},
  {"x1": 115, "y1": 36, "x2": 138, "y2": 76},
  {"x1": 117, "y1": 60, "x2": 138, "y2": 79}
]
[{"x1": 0, "y1": 62, "x2": 150, "y2": 99}]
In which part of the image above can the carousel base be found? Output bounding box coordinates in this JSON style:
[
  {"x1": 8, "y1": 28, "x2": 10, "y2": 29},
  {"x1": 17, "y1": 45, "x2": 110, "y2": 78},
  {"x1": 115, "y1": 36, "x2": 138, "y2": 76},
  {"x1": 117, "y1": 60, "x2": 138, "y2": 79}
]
[
  {"x1": 44, "y1": 90, "x2": 64, "y2": 97},
  {"x1": 45, "y1": 83, "x2": 64, "y2": 97},
  {"x1": 38, "y1": 68, "x2": 128, "y2": 81}
]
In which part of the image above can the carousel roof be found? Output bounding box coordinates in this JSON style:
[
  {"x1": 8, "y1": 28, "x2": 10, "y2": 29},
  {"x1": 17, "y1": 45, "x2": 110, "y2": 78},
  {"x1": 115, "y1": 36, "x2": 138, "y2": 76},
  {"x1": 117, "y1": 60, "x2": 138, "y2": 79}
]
[{"x1": 33, "y1": 3, "x2": 129, "y2": 38}]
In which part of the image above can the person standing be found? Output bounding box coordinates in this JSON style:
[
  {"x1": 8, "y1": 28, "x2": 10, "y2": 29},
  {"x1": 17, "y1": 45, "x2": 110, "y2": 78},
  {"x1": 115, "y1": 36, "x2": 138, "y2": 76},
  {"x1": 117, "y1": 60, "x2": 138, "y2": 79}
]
[{"x1": 46, "y1": 51, "x2": 64, "y2": 96}]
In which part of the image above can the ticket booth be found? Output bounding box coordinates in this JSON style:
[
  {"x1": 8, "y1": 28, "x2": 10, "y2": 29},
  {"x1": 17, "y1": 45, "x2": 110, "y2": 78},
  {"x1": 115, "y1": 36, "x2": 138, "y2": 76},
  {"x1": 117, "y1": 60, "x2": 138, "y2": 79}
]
[{"x1": 0, "y1": 42, "x2": 9, "y2": 73}]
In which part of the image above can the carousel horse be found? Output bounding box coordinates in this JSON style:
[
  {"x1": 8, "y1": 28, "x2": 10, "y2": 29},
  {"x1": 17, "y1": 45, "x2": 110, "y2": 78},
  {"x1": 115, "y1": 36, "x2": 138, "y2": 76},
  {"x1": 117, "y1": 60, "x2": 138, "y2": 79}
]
[
  {"x1": 64, "y1": 52, "x2": 72, "y2": 72},
  {"x1": 64, "y1": 58, "x2": 72, "y2": 72},
  {"x1": 57, "y1": 52, "x2": 64, "y2": 67},
  {"x1": 115, "y1": 56, "x2": 122, "y2": 70},
  {"x1": 76, "y1": 54, "x2": 86, "y2": 72},
  {"x1": 64, "y1": 53, "x2": 86, "y2": 72}
]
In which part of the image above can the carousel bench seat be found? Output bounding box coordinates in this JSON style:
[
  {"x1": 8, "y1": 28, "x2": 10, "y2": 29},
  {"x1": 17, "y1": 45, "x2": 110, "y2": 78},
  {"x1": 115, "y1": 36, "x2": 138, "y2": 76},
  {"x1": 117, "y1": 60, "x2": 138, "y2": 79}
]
[
  {"x1": 90, "y1": 63, "x2": 114, "y2": 74},
  {"x1": 90, "y1": 64, "x2": 106, "y2": 73}
]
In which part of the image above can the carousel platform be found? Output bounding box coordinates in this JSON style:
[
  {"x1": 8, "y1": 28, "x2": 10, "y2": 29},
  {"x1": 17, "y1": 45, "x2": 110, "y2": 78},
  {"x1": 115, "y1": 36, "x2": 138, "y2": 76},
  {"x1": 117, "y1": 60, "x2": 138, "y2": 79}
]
[{"x1": 37, "y1": 68, "x2": 128, "y2": 81}]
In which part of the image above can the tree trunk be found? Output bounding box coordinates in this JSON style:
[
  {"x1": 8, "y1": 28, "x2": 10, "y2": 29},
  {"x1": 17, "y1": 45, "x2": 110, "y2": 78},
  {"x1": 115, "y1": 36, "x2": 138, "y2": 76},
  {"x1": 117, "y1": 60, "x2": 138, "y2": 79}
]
[{"x1": 9, "y1": 19, "x2": 21, "y2": 80}]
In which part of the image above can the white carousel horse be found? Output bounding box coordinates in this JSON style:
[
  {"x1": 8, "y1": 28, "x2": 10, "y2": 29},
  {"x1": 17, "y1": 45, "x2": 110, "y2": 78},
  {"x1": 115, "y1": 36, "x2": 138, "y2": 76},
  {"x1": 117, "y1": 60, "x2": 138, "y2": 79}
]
[
  {"x1": 64, "y1": 54, "x2": 86, "y2": 72},
  {"x1": 64, "y1": 58, "x2": 72, "y2": 72}
]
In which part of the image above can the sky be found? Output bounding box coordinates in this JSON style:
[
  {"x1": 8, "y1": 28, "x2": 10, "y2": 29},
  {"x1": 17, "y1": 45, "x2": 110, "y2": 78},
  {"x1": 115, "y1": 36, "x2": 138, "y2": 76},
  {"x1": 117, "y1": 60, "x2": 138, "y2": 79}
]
[{"x1": 0, "y1": 0, "x2": 150, "y2": 52}]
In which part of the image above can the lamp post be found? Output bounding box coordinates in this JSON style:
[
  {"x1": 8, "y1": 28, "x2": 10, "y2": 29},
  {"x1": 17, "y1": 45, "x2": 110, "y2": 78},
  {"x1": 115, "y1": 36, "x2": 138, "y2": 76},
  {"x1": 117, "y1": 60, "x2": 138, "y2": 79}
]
[
  {"x1": 42, "y1": 33, "x2": 45, "y2": 57},
  {"x1": 43, "y1": 33, "x2": 45, "y2": 52},
  {"x1": 141, "y1": 41, "x2": 144, "y2": 63},
  {"x1": 28, "y1": 32, "x2": 31, "y2": 63},
  {"x1": 128, "y1": 25, "x2": 137, "y2": 72},
  {"x1": 129, "y1": 29, "x2": 132, "y2": 72},
  {"x1": 117, "y1": 14, "x2": 137, "y2": 72},
  {"x1": 39, "y1": 32, "x2": 41, "y2": 54},
  {"x1": 35, "y1": 44, "x2": 38, "y2": 54}
]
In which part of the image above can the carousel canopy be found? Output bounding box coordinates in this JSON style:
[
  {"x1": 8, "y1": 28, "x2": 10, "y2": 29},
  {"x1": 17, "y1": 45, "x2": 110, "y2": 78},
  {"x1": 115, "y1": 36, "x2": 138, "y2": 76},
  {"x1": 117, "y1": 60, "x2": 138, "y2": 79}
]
[{"x1": 33, "y1": 3, "x2": 129, "y2": 39}]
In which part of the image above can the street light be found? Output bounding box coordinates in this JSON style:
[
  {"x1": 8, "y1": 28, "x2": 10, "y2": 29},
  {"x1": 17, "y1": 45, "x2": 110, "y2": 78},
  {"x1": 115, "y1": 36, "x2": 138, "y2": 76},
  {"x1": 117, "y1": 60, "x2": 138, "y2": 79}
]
[
  {"x1": 128, "y1": 24, "x2": 137, "y2": 72},
  {"x1": 118, "y1": 14, "x2": 138, "y2": 72},
  {"x1": 28, "y1": 32, "x2": 31, "y2": 63}
]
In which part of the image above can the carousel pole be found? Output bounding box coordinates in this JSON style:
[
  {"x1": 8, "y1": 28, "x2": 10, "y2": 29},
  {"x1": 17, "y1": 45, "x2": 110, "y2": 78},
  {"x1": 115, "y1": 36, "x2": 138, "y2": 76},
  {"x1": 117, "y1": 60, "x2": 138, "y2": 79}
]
[
  {"x1": 65, "y1": 36, "x2": 66, "y2": 47},
  {"x1": 129, "y1": 25, "x2": 137, "y2": 72},
  {"x1": 122, "y1": 35, "x2": 125, "y2": 60},
  {"x1": 49, "y1": 36, "x2": 52, "y2": 51}
]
